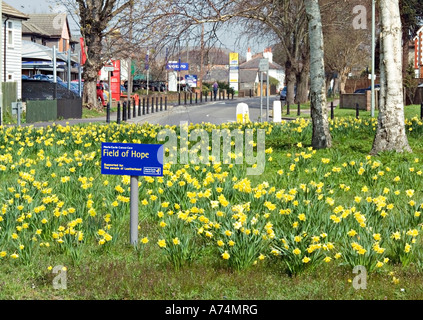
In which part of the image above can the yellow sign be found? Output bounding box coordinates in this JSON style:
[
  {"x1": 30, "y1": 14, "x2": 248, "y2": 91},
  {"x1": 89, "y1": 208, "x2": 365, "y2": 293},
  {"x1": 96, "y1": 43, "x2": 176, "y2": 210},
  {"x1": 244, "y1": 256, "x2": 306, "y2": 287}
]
[{"x1": 229, "y1": 52, "x2": 239, "y2": 65}]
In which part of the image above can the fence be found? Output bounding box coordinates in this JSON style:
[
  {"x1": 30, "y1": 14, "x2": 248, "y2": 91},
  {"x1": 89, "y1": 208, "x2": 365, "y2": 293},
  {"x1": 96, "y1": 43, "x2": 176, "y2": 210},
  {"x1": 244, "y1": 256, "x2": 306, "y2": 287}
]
[{"x1": 2, "y1": 82, "x2": 17, "y2": 114}]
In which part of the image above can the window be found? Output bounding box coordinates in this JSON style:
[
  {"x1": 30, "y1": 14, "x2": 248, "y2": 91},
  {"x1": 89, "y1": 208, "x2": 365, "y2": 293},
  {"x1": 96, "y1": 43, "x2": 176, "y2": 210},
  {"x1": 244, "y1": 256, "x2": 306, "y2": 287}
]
[
  {"x1": 63, "y1": 39, "x2": 67, "y2": 51},
  {"x1": 7, "y1": 21, "x2": 13, "y2": 47}
]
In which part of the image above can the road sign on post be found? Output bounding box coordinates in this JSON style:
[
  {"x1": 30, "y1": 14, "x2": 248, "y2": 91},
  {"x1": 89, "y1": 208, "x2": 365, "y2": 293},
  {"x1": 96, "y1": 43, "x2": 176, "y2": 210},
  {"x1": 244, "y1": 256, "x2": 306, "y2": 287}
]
[
  {"x1": 101, "y1": 142, "x2": 163, "y2": 246},
  {"x1": 259, "y1": 59, "x2": 269, "y2": 72}
]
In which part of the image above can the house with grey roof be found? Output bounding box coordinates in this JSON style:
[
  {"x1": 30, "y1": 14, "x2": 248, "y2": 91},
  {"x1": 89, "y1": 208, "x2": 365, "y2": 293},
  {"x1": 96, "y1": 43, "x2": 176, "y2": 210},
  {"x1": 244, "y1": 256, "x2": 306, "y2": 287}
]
[
  {"x1": 22, "y1": 13, "x2": 77, "y2": 53},
  {"x1": 239, "y1": 48, "x2": 285, "y2": 95},
  {"x1": 1, "y1": 2, "x2": 29, "y2": 99}
]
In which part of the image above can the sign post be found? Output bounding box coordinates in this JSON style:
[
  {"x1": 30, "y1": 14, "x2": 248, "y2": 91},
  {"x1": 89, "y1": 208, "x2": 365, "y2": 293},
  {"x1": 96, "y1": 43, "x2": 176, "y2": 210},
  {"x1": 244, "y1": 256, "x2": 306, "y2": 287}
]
[
  {"x1": 101, "y1": 142, "x2": 163, "y2": 245},
  {"x1": 259, "y1": 59, "x2": 269, "y2": 122}
]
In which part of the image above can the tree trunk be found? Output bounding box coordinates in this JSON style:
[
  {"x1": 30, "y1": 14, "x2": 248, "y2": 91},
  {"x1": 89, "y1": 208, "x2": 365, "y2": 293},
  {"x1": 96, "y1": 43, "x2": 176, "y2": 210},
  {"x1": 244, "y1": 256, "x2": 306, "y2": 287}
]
[
  {"x1": 296, "y1": 68, "x2": 309, "y2": 103},
  {"x1": 370, "y1": 0, "x2": 411, "y2": 155},
  {"x1": 285, "y1": 61, "x2": 296, "y2": 106},
  {"x1": 305, "y1": 0, "x2": 332, "y2": 149},
  {"x1": 339, "y1": 71, "x2": 349, "y2": 94}
]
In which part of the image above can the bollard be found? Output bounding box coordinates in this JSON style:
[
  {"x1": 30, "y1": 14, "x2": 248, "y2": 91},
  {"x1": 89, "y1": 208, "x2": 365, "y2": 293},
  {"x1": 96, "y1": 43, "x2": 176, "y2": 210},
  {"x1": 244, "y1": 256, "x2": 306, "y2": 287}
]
[
  {"x1": 127, "y1": 100, "x2": 131, "y2": 119},
  {"x1": 297, "y1": 102, "x2": 301, "y2": 116},
  {"x1": 195, "y1": 92, "x2": 198, "y2": 104},
  {"x1": 142, "y1": 98, "x2": 146, "y2": 115},
  {"x1": 190, "y1": 92, "x2": 192, "y2": 104},
  {"x1": 287, "y1": 102, "x2": 290, "y2": 115},
  {"x1": 138, "y1": 99, "x2": 141, "y2": 116},
  {"x1": 133, "y1": 98, "x2": 136, "y2": 118},
  {"x1": 205, "y1": 92, "x2": 208, "y2": 102},
  {"x1": 117, "y1": 102, "x2": 121, "y2": 124},
  {"x1": 356, "y1": 103, "x2": 359, "y2": 119},
  {"x1": 123, "y1": 101, "x2": 127, "y2": 121},
  {"x1": 151, "y1": 98, "x2": 155, "y2": 113},
  {"x1": 165, "y1": 97, "x2": 168, "y2": 110},
  {"x1": 330, "y1": 101, "x2": 334, "y2": 120},
  {"x1": 200, "y1": 92, "x2": 203, "y2": 103},
  {"x1": 156, "y1": 97, "x2": 159, "y2": 112},
  {"x1": 160, "y1": 97, "x2": 163, "y2": 111},
  {"x1": 146, "y1": 97, "x2": 149, "y2": 114},
  {"x1": 184, "y1": 92, "x2": 187, "y2": 105},
  {"x1": 106, "y1": 102, "x2": 110, "y2": 123},
  {"x1": 250, "y1": 89, "x2": 252, "y2": 98},
  {"x1": 178, "y1": 92, "x2": 181, "y2": 106}
]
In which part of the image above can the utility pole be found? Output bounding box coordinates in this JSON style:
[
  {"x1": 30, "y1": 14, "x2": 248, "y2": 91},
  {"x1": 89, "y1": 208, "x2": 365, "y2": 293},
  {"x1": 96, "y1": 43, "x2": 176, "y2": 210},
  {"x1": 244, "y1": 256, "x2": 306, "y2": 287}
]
[
  {"x1": 127, "y1": 2, "x2": 133, "y2": 109},
  {"x1": 199, "y1": 23, "x2": 205, "y2": 94},
  {"x1": 0, "y1": 0, "x2": 3, "y2": 126},
  {"x1": 371, "y1": 0, "x2": 375, "y2": 118}
]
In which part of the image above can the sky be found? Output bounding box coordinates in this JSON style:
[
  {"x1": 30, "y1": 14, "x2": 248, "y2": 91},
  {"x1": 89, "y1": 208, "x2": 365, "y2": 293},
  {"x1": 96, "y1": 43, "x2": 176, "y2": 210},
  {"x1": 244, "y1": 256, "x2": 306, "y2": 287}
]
[{"x1": 5, "y1": 0, "x2": 268, "y2": 57}]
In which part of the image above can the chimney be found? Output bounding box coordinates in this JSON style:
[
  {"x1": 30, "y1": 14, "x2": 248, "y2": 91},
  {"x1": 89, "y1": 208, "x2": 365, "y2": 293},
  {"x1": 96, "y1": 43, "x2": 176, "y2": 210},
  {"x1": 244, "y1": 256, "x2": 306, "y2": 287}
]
[
  {"x1": 246, "y1": 48, "x2": 252, "y2": 62},
  {"x1": 263, "y1": 47, "x2": 273, "y2": 63}
]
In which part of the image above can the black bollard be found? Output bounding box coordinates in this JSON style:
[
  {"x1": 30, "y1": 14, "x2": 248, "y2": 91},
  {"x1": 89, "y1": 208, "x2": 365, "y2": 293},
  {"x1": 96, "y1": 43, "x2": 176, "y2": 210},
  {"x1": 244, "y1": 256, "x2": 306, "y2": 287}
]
[
  {"x1": 117, "y1": 102, "x2": 121, "y2": 124},
  {"x1": 195, "y1": 92, "x2": 198, "y2": 104},
  {"x1": 205, "y1": 92, "x2": 208, "y2": 102},
  {"x1": 165, "y1": 96, "x2": 168, "y2": 110},
  {"x1": 156, "y1": 97, "x2": 159, "y2": 112},
  {"x1": 151, "y1": 97, "x2": 155, "y2": 113},
  {"x1": 127, "y1": 100, "x2": 131, "y2": 119},
  {"x1": 133, "y1": 99, "x2": 136, "y2": 118},
  {"x1": 297, "y1": 102, "x2": 301, "y2": 116},
  {"x1": 146, "y1": 97, "x2": 149, "y2": 114},
  {"x1": 142, "y1": 98, "x2": 145, "y2": 115},
  {"x1": 106, "y1": 102, "x2": 110, "y2": 123},
  {"x1": 122, "y1": 101, "x2": 127, "y2": 121},
  {"x1": 178, "y1": 92, "x2": 181, "y2": 106},
  {"x1": 190, "y1": 92, "x2": 192, "y2": 104},
  {"x1": 160, "y1": 97, "x2": 163, "y2": 111},
  {"x1": 330, "y1": 101, "x2": 334, "y2": 120},
  {"x1": 200, "y1": 92, "x2": 202, "y2": 103},
  {"x1": 287, "y1": 102, "x2": 290, "y2": 115},
  {"x1": 356, "y1": 103, "x2": 359, "y2": 119},
  {"x1": 138, "y1": 99, "x2": 141, "y2": 117},
  {"x1": 250, "y1": 89, "x2": 252, "y2": 98},
  {"x1": 184, "y1": 92, "x2": 187, "y2": 105}
]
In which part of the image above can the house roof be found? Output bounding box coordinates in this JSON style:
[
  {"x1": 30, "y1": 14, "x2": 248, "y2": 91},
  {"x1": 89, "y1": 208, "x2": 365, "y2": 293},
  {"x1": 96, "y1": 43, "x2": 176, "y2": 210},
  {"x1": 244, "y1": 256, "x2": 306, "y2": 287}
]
[
  {"x1": 239, "y1": 57, "x2": 283, "y2": 71},
  {"x1": 239, "y1": 69, "x2": 258, "y2": 83},
  {"x1": 2, "y1": 2, "x2": 29, "y2": 20},
  {"x1": 22, "y1": 13, "x2": 68, "y2": 38},
  {"x1": 22, "y1": 40, "x2": 69, "y2": 62}
]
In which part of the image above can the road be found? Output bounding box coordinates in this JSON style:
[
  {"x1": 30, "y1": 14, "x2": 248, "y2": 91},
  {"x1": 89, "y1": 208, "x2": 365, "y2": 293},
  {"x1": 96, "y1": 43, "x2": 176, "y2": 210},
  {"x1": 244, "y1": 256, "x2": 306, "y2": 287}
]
[{"x1": 131, "y1": 96, "x2": 283, "y2": 126}]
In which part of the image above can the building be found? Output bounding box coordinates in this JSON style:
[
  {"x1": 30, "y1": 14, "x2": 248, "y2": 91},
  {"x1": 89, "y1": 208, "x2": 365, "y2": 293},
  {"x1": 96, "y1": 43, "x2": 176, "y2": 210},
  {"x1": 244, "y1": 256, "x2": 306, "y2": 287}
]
[
  {"x1": 22, "y1": 13, "x2": 77, "y2": 53},
  {"x1": 1, "y1": 2, "x2": 28, "y2": 99},
  {"x1": 414, "y1": 26, "x2": 423, "y2": 78},
  {"x1": 239, "y1": 48, "x2": 285, "y2": 95}
]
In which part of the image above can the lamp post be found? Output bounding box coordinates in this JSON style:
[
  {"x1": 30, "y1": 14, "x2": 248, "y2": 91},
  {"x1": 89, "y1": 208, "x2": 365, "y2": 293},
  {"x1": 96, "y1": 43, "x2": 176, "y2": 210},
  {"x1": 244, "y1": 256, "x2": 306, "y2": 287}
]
[{"x1": 371, "y1": 0, "x2": 375, "y2": 118}]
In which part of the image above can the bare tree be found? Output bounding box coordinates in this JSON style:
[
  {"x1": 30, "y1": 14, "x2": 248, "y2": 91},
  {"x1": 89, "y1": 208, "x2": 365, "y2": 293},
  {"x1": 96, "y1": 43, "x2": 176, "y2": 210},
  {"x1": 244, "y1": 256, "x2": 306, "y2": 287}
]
[
  {"x1": 370, "y1": 0, "x2": 411, "y2": 154},
  {"x1": 305, "y1": 0, "x2": 332, "y2": 149}
]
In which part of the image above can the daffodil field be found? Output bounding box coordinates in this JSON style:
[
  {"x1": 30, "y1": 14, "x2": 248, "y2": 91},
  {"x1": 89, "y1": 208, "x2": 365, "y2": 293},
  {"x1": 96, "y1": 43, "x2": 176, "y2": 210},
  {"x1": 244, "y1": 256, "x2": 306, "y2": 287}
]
[{"x1": 2, "y1": 114, "x2": 423, "y2": 296}]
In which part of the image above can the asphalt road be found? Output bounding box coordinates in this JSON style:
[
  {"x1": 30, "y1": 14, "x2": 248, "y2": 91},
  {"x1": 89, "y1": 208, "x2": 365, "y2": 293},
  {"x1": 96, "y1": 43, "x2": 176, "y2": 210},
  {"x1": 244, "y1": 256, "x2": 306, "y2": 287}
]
[{"x1": 130, "y1": 96, "x2": 283, "y2": 126}]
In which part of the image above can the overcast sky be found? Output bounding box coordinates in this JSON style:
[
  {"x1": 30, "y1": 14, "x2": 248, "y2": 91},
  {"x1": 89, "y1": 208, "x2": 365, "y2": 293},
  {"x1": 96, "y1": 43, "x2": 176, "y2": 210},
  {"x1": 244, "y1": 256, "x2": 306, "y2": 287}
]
[{"x1": 5, "y1": 0, "x2": 268, "y2": 57}]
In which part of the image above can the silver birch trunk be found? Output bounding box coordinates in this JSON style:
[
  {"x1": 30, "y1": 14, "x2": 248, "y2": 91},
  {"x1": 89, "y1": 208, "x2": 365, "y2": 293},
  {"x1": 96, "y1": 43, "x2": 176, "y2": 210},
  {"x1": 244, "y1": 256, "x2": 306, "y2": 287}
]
[
  {"x1": 304, "y1": 0, "x2": 332, "y2": 149},
  {"x1": 370, "y1": 0, "x2": 412, "y2": 154}
]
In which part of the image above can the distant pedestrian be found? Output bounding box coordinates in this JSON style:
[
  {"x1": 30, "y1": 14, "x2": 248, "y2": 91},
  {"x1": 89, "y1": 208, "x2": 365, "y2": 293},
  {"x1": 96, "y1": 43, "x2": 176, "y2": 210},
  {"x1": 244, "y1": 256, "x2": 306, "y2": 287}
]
[
  {"x1": 213, "y1": 81, "x2": 218, "y2": 100},
  {"x1": 97, "y1": 81, "x2": 106, "y2": 107}
]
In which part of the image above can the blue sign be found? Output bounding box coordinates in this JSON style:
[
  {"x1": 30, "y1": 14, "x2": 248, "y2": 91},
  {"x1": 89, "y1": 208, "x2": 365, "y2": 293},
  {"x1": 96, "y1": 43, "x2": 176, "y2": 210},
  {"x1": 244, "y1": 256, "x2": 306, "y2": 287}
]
[
  {"x1": 166, "y1": 62, "x2": 189, "y2": 71},
  {"x1": 101, "y1": 143, "x2": 163, "y2": 176},
  {"x1": 185, "y1": 74, "x2": 197, "y2": 87}
]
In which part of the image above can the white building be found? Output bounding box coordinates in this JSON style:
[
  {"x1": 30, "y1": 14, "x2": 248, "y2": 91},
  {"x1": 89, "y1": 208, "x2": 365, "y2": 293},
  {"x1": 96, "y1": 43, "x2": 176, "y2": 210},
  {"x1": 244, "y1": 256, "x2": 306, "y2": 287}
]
[{"x1": 1, "y1": 2, "x2": 28, "y2": 99}]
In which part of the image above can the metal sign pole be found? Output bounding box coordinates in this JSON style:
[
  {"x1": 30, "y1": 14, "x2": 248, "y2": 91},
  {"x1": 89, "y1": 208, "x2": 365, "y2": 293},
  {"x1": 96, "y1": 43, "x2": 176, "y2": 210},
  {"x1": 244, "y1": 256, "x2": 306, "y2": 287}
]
[
  {"x1": 266, "y1": 71, "x2": 270, "y2": 122},
  {"x1": 130, "y1": 175, "x2": 139, "y2": 246},
  {"x1": 260, "y1": 71, "x2": 263, "y2": 122}
]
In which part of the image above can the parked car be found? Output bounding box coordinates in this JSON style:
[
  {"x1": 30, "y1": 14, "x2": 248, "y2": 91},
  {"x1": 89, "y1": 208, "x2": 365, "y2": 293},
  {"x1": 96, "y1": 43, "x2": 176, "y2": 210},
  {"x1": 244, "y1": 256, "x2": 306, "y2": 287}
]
[
  {"x1": 353, "y1": 84, "x2": 380, "y2": 94},
  {"x1": 280, "y1": 86, "x2": 296, "y2": 101}
]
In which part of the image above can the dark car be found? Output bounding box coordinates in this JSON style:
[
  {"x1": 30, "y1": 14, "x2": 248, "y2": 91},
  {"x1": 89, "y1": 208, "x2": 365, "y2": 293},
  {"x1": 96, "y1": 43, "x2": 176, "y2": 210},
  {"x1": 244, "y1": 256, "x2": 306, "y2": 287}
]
[
  {"x1": 280, "y1": 86, "x2": 296, "y2": 101},
  {"x1": 354, "y1": 84, "x2": 380, "y2": 94}
]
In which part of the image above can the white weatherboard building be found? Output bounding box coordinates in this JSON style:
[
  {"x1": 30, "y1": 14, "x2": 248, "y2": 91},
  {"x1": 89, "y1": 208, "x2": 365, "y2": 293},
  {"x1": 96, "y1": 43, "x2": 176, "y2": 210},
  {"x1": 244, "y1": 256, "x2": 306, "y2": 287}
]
[{"x1": 1, "y1": 2, "x2": 28, "y2": 99}]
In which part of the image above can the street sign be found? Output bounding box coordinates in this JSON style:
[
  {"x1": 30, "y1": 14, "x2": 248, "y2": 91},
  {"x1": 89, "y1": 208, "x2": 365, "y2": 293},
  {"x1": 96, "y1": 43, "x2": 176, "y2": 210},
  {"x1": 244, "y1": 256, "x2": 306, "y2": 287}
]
[
  {"x1": 166, "y1": 62, "x2": 189, "y2": 71},
  {"x1": 104, "y1": 66, "x2": 114, "y2": 72},
  {"x1": 101, "y1": 142, "x2": 163, "y2": 176},
  {"x1": 259, "y1": 59, "x2": 269, "y2": 72},
  {"x1": 185, "y1": 74, "x2": 197, "y2": 87}
]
